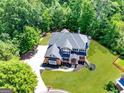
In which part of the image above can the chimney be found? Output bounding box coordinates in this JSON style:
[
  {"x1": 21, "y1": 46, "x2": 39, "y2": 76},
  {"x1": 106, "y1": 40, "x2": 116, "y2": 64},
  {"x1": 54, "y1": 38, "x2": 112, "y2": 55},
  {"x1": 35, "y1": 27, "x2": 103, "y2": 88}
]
[{"x1": 78, "y1": 27, "x2": 80, "y2": 34}]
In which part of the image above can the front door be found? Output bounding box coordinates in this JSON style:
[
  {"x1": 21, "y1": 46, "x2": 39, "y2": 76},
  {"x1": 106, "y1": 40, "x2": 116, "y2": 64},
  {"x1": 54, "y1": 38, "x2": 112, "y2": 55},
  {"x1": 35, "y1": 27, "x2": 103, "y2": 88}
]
[{"x1": 71, "y1": 58, "x2": 77, "y2": 65}]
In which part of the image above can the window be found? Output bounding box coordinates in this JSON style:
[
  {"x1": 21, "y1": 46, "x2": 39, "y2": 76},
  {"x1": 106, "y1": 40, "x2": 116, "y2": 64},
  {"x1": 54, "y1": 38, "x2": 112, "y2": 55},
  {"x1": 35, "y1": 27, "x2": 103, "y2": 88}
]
[
  {"x1": 62, "y1": 49, "x2": 70, "y2": 54},
  {"x1": 79, "y1": 49, "x2": 85, "y2": 52},
  {"x1": 62, "y1": 48, "x2": 70, "y2": 52},
  {"x1": 63, "y1": 51, "x2": 70, "y2": 54},
  {"x1": 62, "y1": 57, "x2": 69, "y2": 61},
  {"x1": 50, "y1": 54, "x2": 55, "y2": 57},
  {"x1": 73, "y1": 49, "x2": 78, "y2": 52}
]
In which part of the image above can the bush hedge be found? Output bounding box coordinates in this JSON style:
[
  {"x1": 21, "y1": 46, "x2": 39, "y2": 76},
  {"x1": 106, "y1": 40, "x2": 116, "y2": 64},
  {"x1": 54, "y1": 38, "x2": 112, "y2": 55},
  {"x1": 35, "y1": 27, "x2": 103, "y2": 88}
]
[
  {"x1": 0, "y1": 59, "x2": 37, "y2": 93},
  {"x1": 19, "y1": 26, "x2": 40, "y2": 55},
  {"x1": 0, "y1": 40, "x2": 19, "y2": 61}
]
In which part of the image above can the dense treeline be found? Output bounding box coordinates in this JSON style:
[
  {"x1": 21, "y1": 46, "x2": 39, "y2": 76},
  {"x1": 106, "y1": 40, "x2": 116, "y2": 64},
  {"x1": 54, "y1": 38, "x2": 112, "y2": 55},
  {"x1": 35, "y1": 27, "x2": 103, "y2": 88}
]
[{"x1": 0, "y1": 0, "x2": 124, "y2": 60}]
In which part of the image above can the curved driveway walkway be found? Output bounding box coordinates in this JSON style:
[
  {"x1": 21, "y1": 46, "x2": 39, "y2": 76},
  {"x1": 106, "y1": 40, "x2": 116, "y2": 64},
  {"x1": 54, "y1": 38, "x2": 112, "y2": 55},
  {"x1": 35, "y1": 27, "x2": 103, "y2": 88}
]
[
  {"x1": 24, "y1": 45, "x2": 48, "y2": 93},
  {"x1": 24, "y1": 45, "x2": 69, "y2": 93}
]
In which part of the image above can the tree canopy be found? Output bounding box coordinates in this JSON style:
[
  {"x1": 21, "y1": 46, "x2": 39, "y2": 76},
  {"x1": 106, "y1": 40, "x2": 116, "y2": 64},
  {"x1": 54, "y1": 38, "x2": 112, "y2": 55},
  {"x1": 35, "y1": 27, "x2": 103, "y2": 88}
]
[
  {"x1": 0, "y1": 58, "x2": 37, "y2": 93},
  {"x1": 0, "y1": 0, "x2": 124, "y2": 55}
]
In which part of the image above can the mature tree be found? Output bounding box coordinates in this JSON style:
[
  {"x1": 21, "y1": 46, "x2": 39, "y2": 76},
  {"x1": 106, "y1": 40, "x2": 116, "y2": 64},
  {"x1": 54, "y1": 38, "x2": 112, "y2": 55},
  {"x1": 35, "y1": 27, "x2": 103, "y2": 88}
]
[
  {"x1": 0, "y1": 59, "x2": 37, "y2": 93},
  {"x1": 50, "y1": 0, "x2": 69, "y2": 31},
  {"x1": 79, "y1": 0, "x2": 95, "y2": 35},
  {"x1": 41, "y1": 7, "x2": 52, "y2": 32},
  {"x1": 0, "y1": 0, "x2": 124, "y2": 55},
  {"x1": 114, "y1": 31, "x2": 124, "y2": 55},
  {"x1": 66, "y1": 0, "x2": 83, "y2": 32},
  {"x1": 1, "y1": 0, "x2": 42, "y2": 37},
  {"x1": 19, "y1": 26, "x2": 40, "y2": 54}
]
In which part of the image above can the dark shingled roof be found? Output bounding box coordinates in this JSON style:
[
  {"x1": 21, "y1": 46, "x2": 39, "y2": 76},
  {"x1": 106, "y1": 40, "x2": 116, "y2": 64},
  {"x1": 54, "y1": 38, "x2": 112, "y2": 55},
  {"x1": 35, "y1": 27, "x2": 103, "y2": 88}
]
[
  {"x1": 48, "y1": 29, "x2": 89, "y2": 50},
  {"x1": 61, "y1": 39, "x2": 72, "y2": 50}
]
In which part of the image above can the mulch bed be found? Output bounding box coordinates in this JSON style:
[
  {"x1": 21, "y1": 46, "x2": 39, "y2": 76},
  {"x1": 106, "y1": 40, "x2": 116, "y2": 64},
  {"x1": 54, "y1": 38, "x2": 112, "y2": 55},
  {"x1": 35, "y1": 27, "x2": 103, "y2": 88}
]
[{"x1": 20, "y1": 46, "x2": 38, "y2": 60}]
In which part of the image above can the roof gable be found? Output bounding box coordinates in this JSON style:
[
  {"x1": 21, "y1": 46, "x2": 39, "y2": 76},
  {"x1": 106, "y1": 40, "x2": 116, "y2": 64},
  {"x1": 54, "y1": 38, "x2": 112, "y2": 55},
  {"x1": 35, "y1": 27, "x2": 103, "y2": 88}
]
[
  {"x1": 61, "y1": 39, "x2": 72, "y2": 50},
  {"x1": 61, "y1": 29, "x2": 69, "y2": 33},
  {"x1": 48, "y1": 30, "x2": 89, "y2": 50},
  {"x1": 45, "y1": 44, "x2": 61, "y2": 59}
]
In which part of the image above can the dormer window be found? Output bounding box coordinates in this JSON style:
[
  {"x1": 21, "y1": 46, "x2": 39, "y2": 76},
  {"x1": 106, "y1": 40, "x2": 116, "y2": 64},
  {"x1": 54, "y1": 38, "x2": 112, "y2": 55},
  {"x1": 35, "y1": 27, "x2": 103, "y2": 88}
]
[{"x1": 50, "y1": 54, "x2": 55, "y2": 57}]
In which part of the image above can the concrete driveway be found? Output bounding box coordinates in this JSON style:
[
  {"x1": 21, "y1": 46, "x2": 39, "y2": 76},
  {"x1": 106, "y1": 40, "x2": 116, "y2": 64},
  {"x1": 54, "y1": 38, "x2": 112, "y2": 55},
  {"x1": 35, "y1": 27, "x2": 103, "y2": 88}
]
[
  {"x1": 24, "y1": 45, "x2": 69, "y2": 93},
  {"x1": 24, "y1": 45, "x2": 48, "y2": 93}
]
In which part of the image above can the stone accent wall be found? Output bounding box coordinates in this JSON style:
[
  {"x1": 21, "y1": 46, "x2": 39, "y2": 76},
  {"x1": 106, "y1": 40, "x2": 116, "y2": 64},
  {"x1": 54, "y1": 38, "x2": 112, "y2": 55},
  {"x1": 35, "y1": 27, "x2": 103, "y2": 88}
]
[
  {"x1": 79, "y1": 56, "x2": 86, "y2": 62},
  {"x1": 56, "y1": 59, "x2": 61, "y2": 65},
  {"x1": 44, "y1": 57, "x2": 62, "y2": 65},
  {"x1": 71, "y1": 58, "x2": 77, "y2": 65},
  {"x1": 43, "y1": 57, "x2": 49, "y2": 64}
]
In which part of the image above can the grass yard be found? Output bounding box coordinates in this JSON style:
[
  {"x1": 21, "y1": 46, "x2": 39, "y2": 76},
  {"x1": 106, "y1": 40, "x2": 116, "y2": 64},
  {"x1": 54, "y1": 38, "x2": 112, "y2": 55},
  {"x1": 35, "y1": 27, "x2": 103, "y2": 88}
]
[
  {"x1": 42, "y1": 40, "x2": 121, "y2": 93},
  {"x1": 40, "y1": 33, "x2": 51, "y2": 45}
]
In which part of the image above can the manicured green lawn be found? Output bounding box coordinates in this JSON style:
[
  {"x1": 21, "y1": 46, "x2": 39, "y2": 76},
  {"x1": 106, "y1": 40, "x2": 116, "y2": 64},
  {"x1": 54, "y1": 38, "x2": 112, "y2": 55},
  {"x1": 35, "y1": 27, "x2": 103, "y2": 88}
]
[
  {"x1": 40, "y1": 33, "x2": 51, "y2": 45},
  {"x1": 42, "y1": 40, "x2": 121, "y2": 93}
]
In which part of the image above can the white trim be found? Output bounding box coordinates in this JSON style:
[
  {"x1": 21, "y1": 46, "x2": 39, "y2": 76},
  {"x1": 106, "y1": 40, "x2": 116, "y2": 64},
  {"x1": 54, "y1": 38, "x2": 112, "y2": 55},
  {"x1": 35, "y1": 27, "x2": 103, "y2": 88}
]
[{"x1": 116, "y1": 79, "x2": 124, "y2": 89}]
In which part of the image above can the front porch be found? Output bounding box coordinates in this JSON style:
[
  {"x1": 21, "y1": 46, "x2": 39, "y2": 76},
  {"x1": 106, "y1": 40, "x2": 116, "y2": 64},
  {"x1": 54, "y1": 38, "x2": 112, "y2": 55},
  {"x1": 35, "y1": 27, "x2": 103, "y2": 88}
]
[{"x1": 41, "y1": 58, "x2": 92, "y2": 73}]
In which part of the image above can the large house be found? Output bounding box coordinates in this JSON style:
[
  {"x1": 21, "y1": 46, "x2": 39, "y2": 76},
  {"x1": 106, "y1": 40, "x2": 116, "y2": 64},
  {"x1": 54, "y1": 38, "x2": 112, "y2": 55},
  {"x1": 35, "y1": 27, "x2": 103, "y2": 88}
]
[{"x1": 43, "y1": 29, "x2": 90, "y2": 66}]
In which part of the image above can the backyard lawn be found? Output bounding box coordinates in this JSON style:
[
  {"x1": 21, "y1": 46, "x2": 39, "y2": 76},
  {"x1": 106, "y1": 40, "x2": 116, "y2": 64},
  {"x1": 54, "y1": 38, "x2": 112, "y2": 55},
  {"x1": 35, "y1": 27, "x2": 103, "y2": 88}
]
[
  {"x1": 42, "y1": 40, "x2": 121, "y2": 93},
  {"x1": 40, "y1": 33, "x2": 51, "y2": 45}
]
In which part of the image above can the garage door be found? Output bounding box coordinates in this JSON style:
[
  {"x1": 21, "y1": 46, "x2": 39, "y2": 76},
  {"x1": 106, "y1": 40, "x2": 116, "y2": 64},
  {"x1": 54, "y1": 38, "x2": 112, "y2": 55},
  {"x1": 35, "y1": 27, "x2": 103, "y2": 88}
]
[{"x1": 49, "y1": 60, "x2": 57, "y2": 65}]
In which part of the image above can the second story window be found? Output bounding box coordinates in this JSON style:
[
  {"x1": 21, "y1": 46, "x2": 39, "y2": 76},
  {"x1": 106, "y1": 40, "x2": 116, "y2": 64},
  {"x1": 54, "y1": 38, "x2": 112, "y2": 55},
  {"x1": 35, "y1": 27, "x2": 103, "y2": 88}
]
[
  {"x1": 73, "y1": 49, "x2": 78, "y2": 52},
  {"x1": 61, "y1": 48, "x2": 70, "y2": 54},
  {"x1": 79, "y1": 49, "x2": 85, "y2": 52}
]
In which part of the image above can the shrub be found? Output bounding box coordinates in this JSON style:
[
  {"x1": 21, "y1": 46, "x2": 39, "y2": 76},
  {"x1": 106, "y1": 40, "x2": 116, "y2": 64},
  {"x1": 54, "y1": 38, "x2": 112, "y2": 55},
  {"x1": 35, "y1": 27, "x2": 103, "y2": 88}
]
[
  {"x1": 0, "y1": 59, "x2": 37, "y2": 93},
  {"x1": 104, "y1": 81, "x2": 119, "y2": 93},
  {"x1": 19, "y1": 26, "x2": 40, "y2": 54},
  {"x1": 0, "y1": 40, "x2": 19, "y2": 61},
  {"x1": 0, "y1": 33, "x2": 11, "y2": 42},
  {"x1": 114, "y1": 31, "x2": 124, "y2": 55}
]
